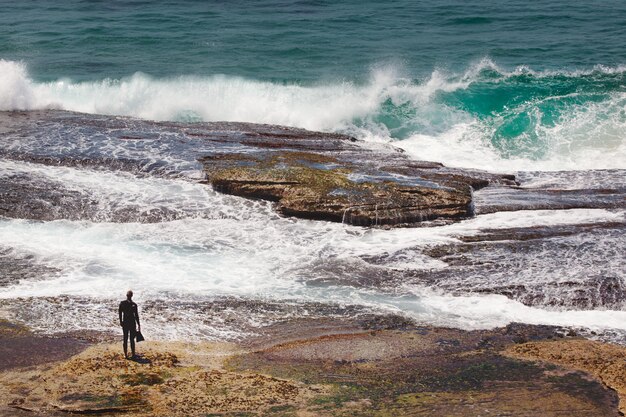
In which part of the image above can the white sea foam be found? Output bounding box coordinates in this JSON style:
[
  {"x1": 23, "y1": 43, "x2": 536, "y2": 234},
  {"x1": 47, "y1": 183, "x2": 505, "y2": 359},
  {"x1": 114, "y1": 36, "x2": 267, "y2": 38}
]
[
  {"x1": 0, "y1": 60, "x2": 35, "y2": 110},
  {"x1": 397, "y1": 92, "x2": 626, "y2": 172},
  {"x1": 2, "y1": 58, "x2": 625, "y2": 171},
  {"x1": 0, "y1": 155, "x2": 623, "y2": 339},
  {"x1": 1, "y1": 59, "x2": 394, "y2": 130},
  {"x1": 403, "y1": 290, "x2": 626, "y2": 333}
]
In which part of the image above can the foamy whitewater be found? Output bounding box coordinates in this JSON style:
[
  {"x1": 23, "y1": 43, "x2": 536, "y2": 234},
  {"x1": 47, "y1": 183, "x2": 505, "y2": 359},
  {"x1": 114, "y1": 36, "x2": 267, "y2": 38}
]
[
  {"x1": 0, "y1": 152, "x2": 624, "y2": 340},
  {"x1": 2, "y1": 59, "x2": 625, "y2": 172},
  {"x1": 1, "y1": 0, "x2": 625, "y2": 342}
]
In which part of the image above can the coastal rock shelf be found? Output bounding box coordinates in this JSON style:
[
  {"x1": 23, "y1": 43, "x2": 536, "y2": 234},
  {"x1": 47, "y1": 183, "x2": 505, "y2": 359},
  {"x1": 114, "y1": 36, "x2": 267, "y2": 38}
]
[
  {"x1": 3, "y1": 110, "x2": 623, "y2": 227},
  {"x1": 0, "y1": 110, "x2": 518, "y2": 226},
  {"x1": 1, "y1": 319, "x2": 624, "y2": 417}
]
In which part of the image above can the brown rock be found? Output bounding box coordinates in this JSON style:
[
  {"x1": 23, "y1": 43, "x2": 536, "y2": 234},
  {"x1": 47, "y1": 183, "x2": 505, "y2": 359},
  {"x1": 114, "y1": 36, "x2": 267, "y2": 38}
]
[{"x1": 203, "y1": 151, "x2": 473, "y2": 226}]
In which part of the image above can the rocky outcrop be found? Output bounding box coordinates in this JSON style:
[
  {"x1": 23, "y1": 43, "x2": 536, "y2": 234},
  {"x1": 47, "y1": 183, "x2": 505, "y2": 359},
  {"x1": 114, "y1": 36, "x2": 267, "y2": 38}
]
[
  {"x1": 202, "y1": 151, "x2": 476, "y2": 226},
  {"x1": 195, "y1": 124, "x2": 518, "y2": 226},
  {"x1": 2, "y1": 110, "x2": 625, "y2": 226},
  {"x1": 0, "y1": 110, "x2": 521, "y2": 226}
]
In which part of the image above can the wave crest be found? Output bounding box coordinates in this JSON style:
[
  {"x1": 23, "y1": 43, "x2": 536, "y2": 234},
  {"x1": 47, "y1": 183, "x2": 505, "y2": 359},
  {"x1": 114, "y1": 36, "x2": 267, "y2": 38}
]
[{"x1": 1, "y1": 58, "x2": 625, "y2": 171}]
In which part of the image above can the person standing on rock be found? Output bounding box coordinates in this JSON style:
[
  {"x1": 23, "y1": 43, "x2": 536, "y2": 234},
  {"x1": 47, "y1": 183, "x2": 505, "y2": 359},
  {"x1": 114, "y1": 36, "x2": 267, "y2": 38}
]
[{"x1": 119, "y1": 290, "x2": 141, "y2": 359}]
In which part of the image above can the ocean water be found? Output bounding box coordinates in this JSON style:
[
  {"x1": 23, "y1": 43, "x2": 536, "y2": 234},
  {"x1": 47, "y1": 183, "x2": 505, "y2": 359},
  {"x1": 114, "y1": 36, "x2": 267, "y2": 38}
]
[{"x1": 0, "y1": 1, "x2": 625, "y2": 340}]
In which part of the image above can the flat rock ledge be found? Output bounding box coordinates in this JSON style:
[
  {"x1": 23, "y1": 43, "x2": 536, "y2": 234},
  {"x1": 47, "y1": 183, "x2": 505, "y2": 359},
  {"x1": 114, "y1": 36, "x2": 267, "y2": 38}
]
[
  {"x1": 1, "y1": 321, "x2": 624, "y2": 417},
  {"x1": 199, "y1": 125, "x2": 516, "y2": 227}
]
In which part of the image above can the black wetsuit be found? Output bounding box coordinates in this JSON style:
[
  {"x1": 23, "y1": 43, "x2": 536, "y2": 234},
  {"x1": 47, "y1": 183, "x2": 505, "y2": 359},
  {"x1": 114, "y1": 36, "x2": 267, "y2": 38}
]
[{"x1": 119, "y1": 299, "x2": 140, "y2": 356}]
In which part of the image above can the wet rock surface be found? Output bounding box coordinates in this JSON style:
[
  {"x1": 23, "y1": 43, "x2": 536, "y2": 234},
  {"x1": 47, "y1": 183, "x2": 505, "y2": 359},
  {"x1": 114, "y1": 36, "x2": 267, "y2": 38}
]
[
  {"x1": 202, "y1": 151, "x2": 476, "y2": 226},
  {"x1": 0, "y1": 110, "x2": 517, "y2": 226},
  {"x1": 474, "y1": 185, "x2": 626, "y2": 214},
  {"x1": 0, "y1": 295, "x2": 387, "y2": 342},
  {"x1": 418, "y1": 222, "x2": 626, "y2": 309},
  {"x1": 0, "y1": 247, "x2": 61, "y2": 288},
  {"x1": 0, "y1": 172, "x2": 193, "y2": 223},
  {"x1": 346, "y1": 220, "x2": 626, "y2": 310},
  {"x1": 0, "y1": 319, "x2": 91, "y2": 372}
]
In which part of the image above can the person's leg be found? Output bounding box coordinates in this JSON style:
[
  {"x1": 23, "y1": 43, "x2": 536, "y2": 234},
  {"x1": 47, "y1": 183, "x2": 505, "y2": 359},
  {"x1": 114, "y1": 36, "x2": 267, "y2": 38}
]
[
  {"x1": 123, "y1": 327, "x2": 129, "y2": 358},
  {"x1": 129, "y1": 327, "x2": 136, "y2": 357}
]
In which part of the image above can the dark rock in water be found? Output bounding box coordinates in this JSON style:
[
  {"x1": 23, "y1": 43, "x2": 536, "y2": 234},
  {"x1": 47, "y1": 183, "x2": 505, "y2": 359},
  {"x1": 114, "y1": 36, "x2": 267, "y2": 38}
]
[
  {"x1": 414, "y1": 222, "x2": 626, "y2": 309},
  {"x1": 474, "y1": 185, "x2": 626, "y2": 214},
  {"x1": 0, "y1": 172, "x2": 95, "y2": 222},
  {"x1": 457, "y1": 222, "x2": 626, "y2": 243},
  {"x1": 0, "y1": 172, "x2": 183, "y2": 223},
  {"x1": 473, "y1": 169, "x2": 626, "y2": 214}
]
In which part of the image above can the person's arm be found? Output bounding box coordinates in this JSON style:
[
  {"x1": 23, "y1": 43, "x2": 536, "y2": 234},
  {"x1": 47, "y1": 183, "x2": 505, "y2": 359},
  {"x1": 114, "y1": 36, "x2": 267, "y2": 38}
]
[
  {"x1": 134, "y1": 304, "x2": 141, "y2": 331},
  {"x1": 118, "y1": 302, "x2": 123, "y2": 326}
]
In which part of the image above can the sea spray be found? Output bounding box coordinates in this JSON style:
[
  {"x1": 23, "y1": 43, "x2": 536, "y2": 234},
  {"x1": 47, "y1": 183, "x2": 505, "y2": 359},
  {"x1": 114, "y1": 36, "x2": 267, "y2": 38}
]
[{"x1": 0, "y1": 60, "x2": 35, "y2": 110}]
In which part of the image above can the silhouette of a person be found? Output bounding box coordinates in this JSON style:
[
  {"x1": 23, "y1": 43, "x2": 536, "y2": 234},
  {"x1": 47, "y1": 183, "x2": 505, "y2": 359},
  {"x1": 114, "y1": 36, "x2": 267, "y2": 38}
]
[{"x1": 119, "y1": 290, "x2": 141, "y2": 359}]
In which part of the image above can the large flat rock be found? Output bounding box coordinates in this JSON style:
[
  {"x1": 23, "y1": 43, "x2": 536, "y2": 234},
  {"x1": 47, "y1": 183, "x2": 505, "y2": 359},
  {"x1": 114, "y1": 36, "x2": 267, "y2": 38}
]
[{"x1": 203, "y1": 151, "x2": 475, "y2": 226}]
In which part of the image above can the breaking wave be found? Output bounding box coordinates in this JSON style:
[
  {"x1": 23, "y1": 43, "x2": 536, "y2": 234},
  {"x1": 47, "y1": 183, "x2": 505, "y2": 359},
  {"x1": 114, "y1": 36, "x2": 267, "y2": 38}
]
[{"x1": 1, "y1": 58, "x2": 625, "y2": 171}]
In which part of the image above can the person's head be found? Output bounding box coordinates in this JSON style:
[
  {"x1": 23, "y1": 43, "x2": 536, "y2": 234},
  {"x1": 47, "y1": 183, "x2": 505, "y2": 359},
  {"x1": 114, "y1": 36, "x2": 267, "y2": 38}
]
[{"x1": 126, "y1": 290, "x2": 133, "y2": 300}]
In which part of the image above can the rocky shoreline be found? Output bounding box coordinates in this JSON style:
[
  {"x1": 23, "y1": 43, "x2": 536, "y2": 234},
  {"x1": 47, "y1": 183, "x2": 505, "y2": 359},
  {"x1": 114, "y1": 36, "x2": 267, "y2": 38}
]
[
  {"x1": 0, "y1": 110, "x2": 523, "y2": 227},
  {"x1": 1, "y1": 318, "x2": 626, "y2": 416},
  {"x1": 1, "y1": 110, "x2": 625, "y2": 415}
]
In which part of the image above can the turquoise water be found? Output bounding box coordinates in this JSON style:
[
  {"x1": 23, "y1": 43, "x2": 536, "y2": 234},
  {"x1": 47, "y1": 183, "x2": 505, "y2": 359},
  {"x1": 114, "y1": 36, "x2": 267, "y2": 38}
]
[{"x1": 1, "y1": 0, "x2": 625, "y2": 170}]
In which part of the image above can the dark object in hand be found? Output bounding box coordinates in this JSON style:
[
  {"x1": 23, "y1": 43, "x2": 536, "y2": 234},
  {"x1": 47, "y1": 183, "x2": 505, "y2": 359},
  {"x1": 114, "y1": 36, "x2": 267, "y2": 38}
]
[{"x1": 136, "y1": 331, "x2": 145, "y2": 342}]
